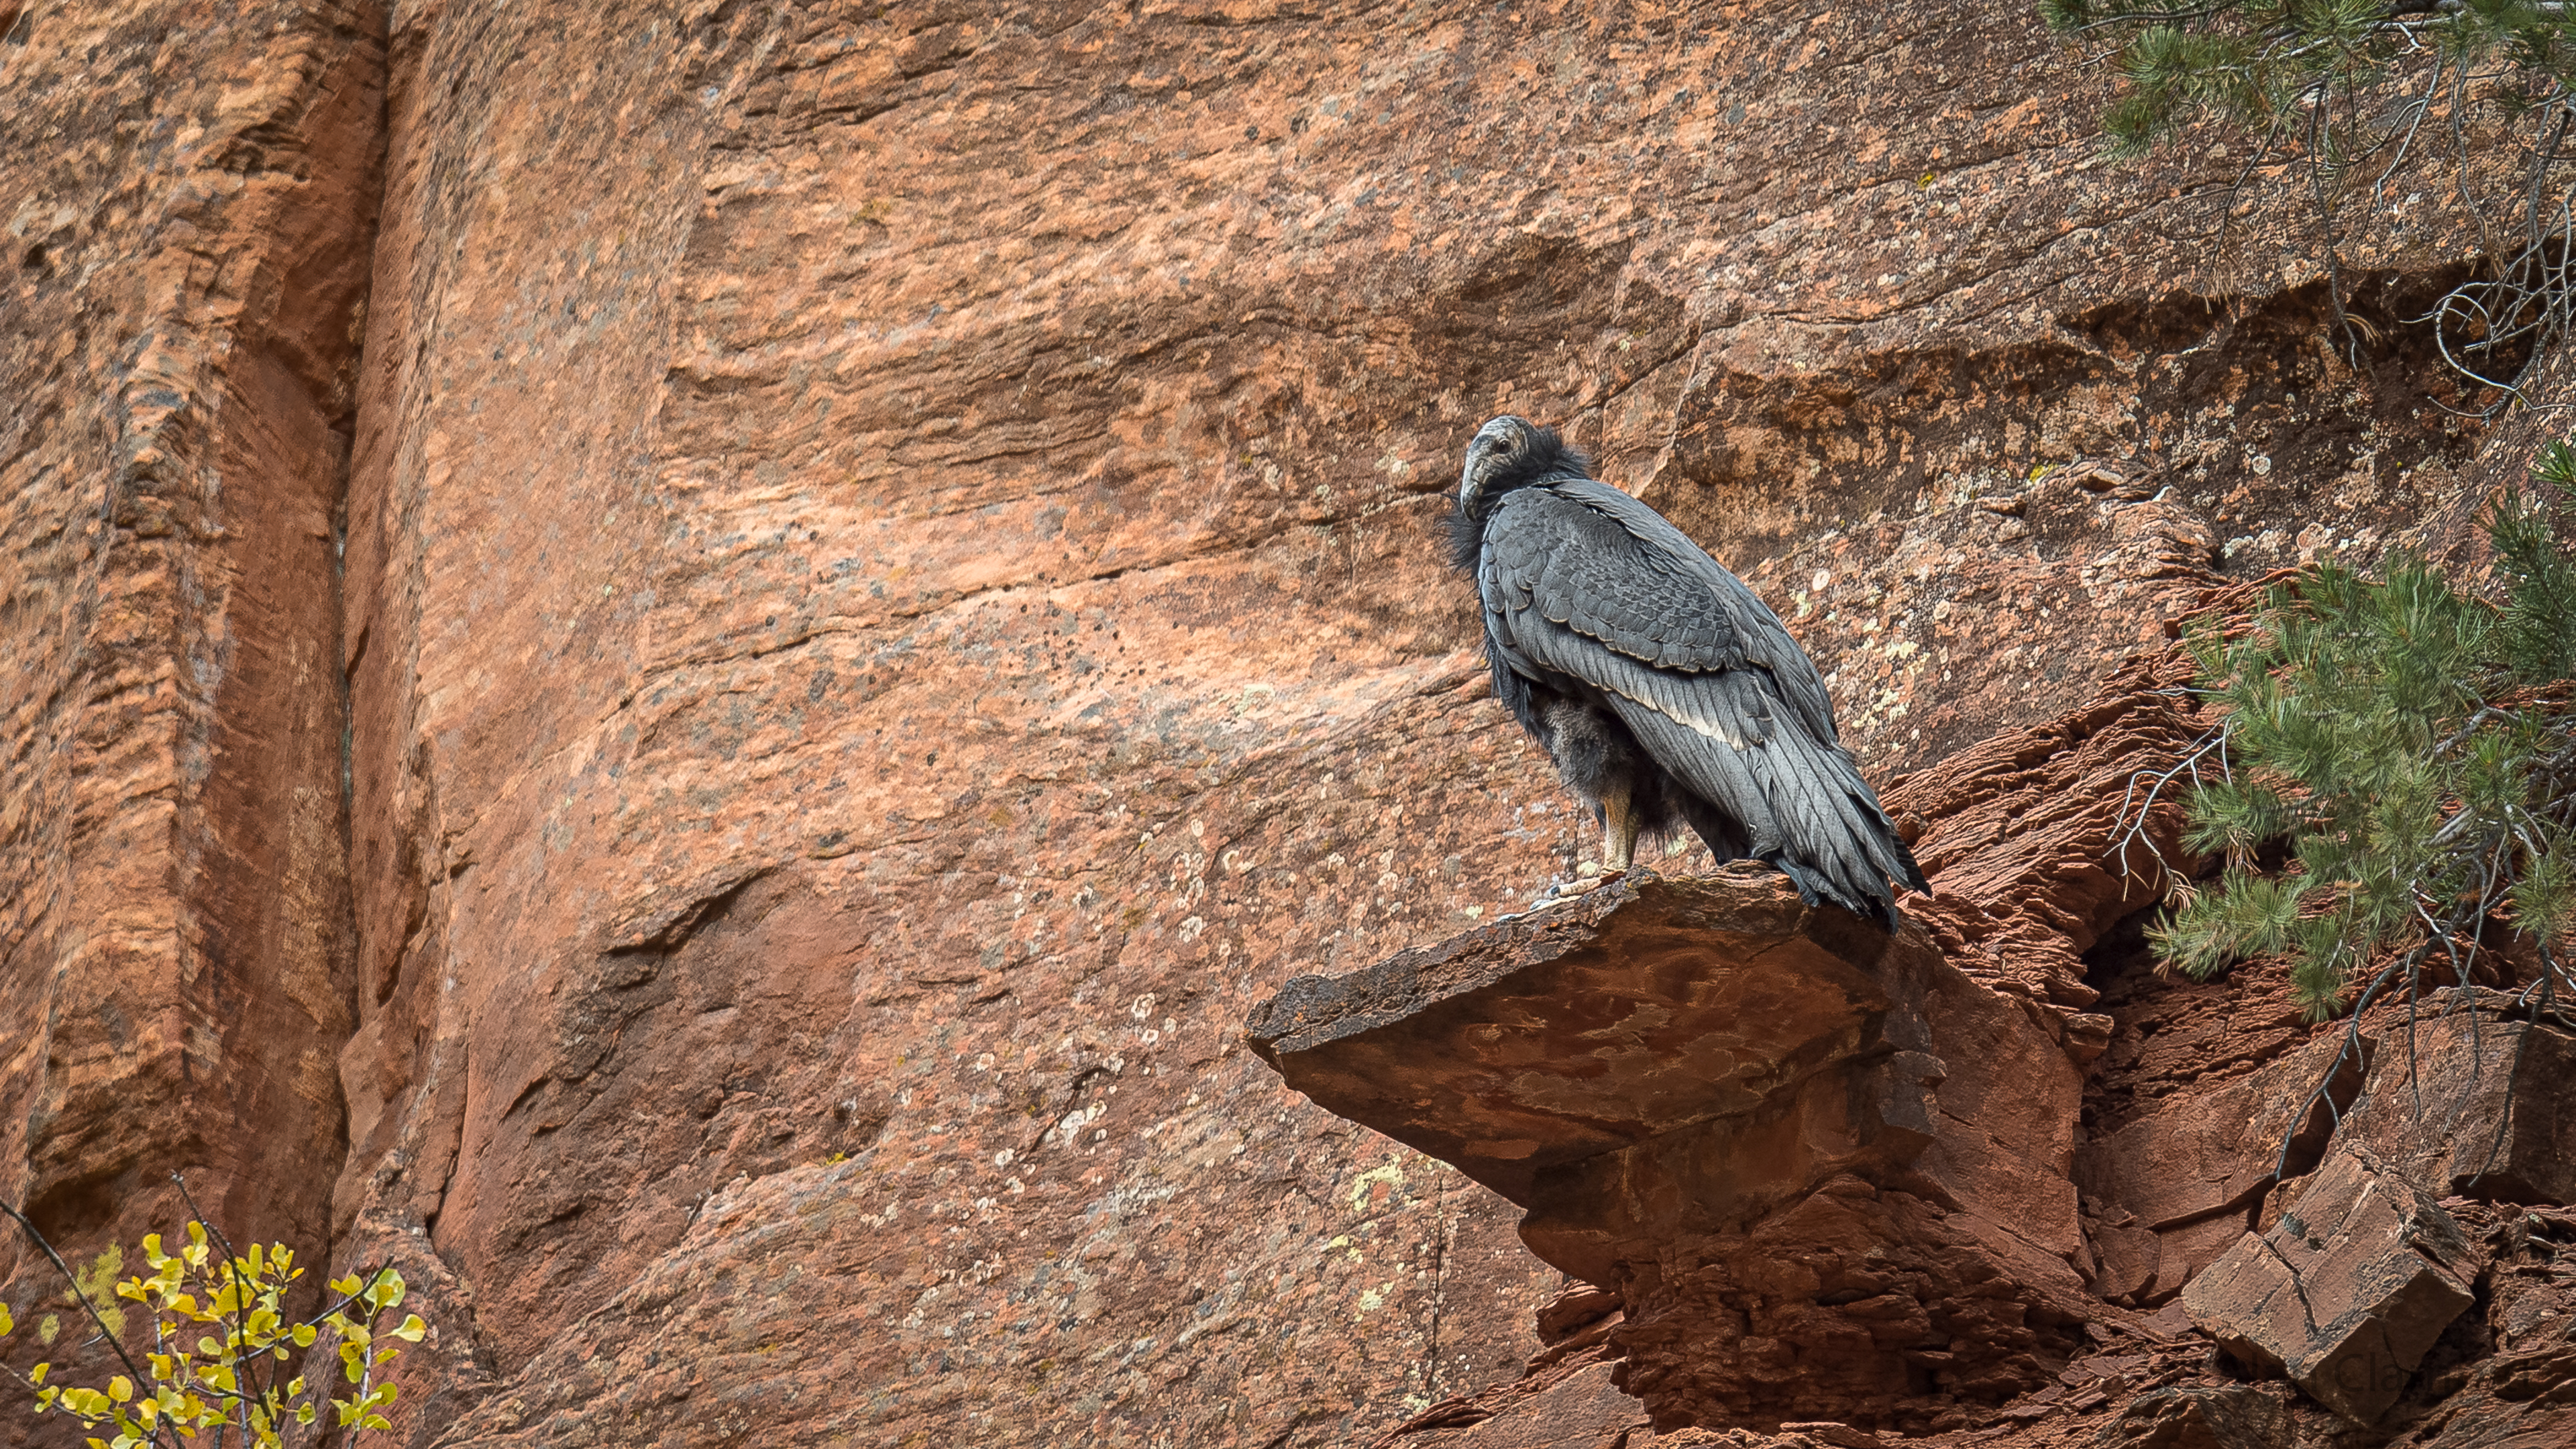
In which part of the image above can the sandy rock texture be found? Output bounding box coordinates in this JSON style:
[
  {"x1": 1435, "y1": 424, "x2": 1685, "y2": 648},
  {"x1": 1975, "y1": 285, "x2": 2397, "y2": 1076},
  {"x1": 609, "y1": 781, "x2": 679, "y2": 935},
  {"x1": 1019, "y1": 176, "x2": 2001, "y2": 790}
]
[
  {"x1": 0, "y1": 0, "x2": 2554, "y2": 1446},
  {"x1": 0, "y1": 0, "x2": 380, "y2": 1364}
]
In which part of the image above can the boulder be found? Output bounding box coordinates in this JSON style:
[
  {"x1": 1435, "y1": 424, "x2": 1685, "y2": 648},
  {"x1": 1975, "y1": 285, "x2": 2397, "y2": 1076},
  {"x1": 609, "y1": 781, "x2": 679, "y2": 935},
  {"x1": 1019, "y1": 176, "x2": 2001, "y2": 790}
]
[{"x1": 2182, "y1": 1150, "x2": 2480, "y2": 1424}]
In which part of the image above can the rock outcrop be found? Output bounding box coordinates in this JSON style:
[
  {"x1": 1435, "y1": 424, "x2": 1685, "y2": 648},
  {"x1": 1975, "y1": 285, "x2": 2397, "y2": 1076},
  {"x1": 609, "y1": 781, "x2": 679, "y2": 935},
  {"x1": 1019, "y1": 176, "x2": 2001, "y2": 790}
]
[
  {"x1": 1260, "y1": 664, "x2": 2576, "y2": 1444},
  {"x1": 1250, "y1": 868, "x2": 2094, "y2": 1430}
]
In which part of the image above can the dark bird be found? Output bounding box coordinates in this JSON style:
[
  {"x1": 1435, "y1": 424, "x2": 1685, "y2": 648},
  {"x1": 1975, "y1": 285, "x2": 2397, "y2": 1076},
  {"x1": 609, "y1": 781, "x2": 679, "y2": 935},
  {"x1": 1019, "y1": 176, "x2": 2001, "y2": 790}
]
[{"x1": 1449, "y1": 415, "x2": 1929, "y2": 927}]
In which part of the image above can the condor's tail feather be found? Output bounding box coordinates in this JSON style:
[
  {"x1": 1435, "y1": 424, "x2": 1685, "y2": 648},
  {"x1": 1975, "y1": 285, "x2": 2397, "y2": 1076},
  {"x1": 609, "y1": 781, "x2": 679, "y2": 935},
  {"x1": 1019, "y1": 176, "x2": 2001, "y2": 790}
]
[{"x1": 1606, "y1": 694, "x2": 1925, "y2": 928}]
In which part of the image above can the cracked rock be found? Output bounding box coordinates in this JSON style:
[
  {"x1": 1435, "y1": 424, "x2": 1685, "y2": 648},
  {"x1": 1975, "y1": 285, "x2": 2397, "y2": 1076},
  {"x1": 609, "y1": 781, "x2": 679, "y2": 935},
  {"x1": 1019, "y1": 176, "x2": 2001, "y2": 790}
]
[
  {"x1": 2090, "y1": 1383, "x2": 2295, "y2": 1449},
  {"x1": 2182, "y1": 1150, "x2": 2479, "y2": 1424}
]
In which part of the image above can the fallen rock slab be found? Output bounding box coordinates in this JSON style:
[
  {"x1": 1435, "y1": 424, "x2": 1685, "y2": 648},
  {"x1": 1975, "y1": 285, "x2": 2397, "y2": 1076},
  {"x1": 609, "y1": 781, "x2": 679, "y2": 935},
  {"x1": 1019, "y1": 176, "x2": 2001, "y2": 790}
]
[{"x1": 2182, "y1": 1149, "x2": 2479, "y2": 1424}]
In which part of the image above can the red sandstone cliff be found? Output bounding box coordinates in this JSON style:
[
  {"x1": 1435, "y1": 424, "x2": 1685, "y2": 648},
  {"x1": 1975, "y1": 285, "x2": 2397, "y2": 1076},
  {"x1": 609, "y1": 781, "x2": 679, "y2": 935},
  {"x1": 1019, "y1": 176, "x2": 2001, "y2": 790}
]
[{"x1": 2, "y1": 2, "x2": 2568, "y2": 1446}]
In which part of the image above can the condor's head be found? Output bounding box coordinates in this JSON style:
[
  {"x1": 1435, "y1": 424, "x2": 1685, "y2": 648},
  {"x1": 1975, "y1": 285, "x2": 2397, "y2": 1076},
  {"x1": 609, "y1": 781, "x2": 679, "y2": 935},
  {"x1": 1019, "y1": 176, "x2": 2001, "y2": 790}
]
[{"x1": 1448, "y1": 414, "x2": 1592, "y2": 570}]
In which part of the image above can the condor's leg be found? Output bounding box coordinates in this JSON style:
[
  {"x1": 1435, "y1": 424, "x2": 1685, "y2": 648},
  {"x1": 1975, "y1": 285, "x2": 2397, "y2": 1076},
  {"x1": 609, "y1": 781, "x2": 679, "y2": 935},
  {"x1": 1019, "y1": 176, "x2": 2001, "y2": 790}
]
[{"x1": 1600, "y1": 784, "x2": 1639, "y2": 873}]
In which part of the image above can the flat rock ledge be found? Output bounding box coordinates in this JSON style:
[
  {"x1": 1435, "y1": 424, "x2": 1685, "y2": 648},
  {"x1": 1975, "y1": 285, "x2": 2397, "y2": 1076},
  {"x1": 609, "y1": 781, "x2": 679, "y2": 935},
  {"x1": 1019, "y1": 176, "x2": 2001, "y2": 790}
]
[{"x1": 1246, "y1": 865, "x2": 2104, "y2": 1431}]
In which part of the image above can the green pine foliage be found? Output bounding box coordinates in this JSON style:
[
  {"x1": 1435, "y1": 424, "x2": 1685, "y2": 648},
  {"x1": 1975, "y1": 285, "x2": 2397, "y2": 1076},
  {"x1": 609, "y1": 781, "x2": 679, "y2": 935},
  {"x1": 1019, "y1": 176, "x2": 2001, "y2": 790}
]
[
  {"x1": 2039, "y1": 0, "x2": 2576, "y2": 160},
  {"x1": 2152, "y1": 454, "x2": 2576, "y2": 1019},
  {"x1": 2498, "y1": 443, "x2": 2576, "y2": 682}
]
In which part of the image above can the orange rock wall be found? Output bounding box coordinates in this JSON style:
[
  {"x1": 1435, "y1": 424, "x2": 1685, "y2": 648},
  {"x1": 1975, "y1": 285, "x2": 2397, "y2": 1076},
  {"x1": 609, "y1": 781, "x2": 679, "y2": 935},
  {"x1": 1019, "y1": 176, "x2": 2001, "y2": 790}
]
[
  {"x1": 0, "y1": 1, "x2": 2529, "y2": 1446},
  {"x1": 0, "y1": 0, "x2": 379, "y2": 1303}
]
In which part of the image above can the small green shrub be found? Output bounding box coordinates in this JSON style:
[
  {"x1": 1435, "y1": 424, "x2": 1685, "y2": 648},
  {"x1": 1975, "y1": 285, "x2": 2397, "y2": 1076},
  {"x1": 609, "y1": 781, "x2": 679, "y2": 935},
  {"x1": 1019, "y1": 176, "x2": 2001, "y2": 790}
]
[
  {"x1": 0, "y1": 1204, "x2": 424, "y2": 1449},
  {"x1": 2151, "y1": 445, "x2": 2576, "y2": 1017},
  {"x1": 2039, "y1": 0, "x2": 2576, "y2": 160}
]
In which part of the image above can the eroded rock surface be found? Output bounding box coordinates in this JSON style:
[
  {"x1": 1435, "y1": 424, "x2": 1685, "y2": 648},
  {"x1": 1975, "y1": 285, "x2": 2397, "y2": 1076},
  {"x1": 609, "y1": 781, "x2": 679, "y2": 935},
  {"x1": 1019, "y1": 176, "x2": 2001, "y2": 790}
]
[{"x1": 0, "y1": 0, "x2": 380, "y2": 1364}]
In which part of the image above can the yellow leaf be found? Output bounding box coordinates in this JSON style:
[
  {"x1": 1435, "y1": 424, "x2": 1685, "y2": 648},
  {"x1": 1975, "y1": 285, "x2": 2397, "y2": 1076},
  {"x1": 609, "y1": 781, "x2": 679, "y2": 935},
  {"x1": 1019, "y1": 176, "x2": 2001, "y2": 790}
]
[
  {"x1": 108, "y1": 1377, "x2": 132, "y2": 1403},
  {"x1": 294, "y1": 1405, "x2": 314, "y2": 1426},
  {"x1": 362, "y1": 1415, "x2": 392, "y2": 1432},
  {"x1": 30, "y1": 1362, "x2": 48, "y2": 1385},
  {"x1": 186, "y1": 1222, "x2": 207, "y2": 1249},
  {"x1": 0, "y1": 1302, "x2": 12, "y2": 1336},
  {"x1": 374, "y1": 1346, "x2": 398, "y2": 1365},
  {"x1": 388, "y1": 1314, "x2": 427, "y2": 1343},
  {"x1": 291, "y1": 1324, "x2": 317, "y2": 1348},
  {"x1": 286, "y1": 1376, "x2": 303, "y2": 1398},
  {"x1": 329, "y1": 1275, "x2": 360, "y2": 1298}
]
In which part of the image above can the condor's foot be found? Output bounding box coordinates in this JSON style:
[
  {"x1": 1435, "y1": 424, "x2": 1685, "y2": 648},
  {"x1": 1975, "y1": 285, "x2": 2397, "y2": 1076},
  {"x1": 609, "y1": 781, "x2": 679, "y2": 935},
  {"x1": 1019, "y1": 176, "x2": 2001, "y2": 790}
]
[{"x1": 1521, "y1": 859, "x2": 1627, "y2": 914}]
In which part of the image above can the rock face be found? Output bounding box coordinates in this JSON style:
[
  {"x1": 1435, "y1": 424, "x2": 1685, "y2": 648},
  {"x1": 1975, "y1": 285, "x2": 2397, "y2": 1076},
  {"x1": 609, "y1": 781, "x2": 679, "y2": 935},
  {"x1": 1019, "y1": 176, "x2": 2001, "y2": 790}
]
[
  {"x1": 2336, "y1": 994, "x2": 2576, "y2": 1207},
  {"x1": 0, "y1": 0, "x2": 380, "y2": 1340},
  {"x1": 3, "y1": 3, "x2": 2571, "y2": 1449}
]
